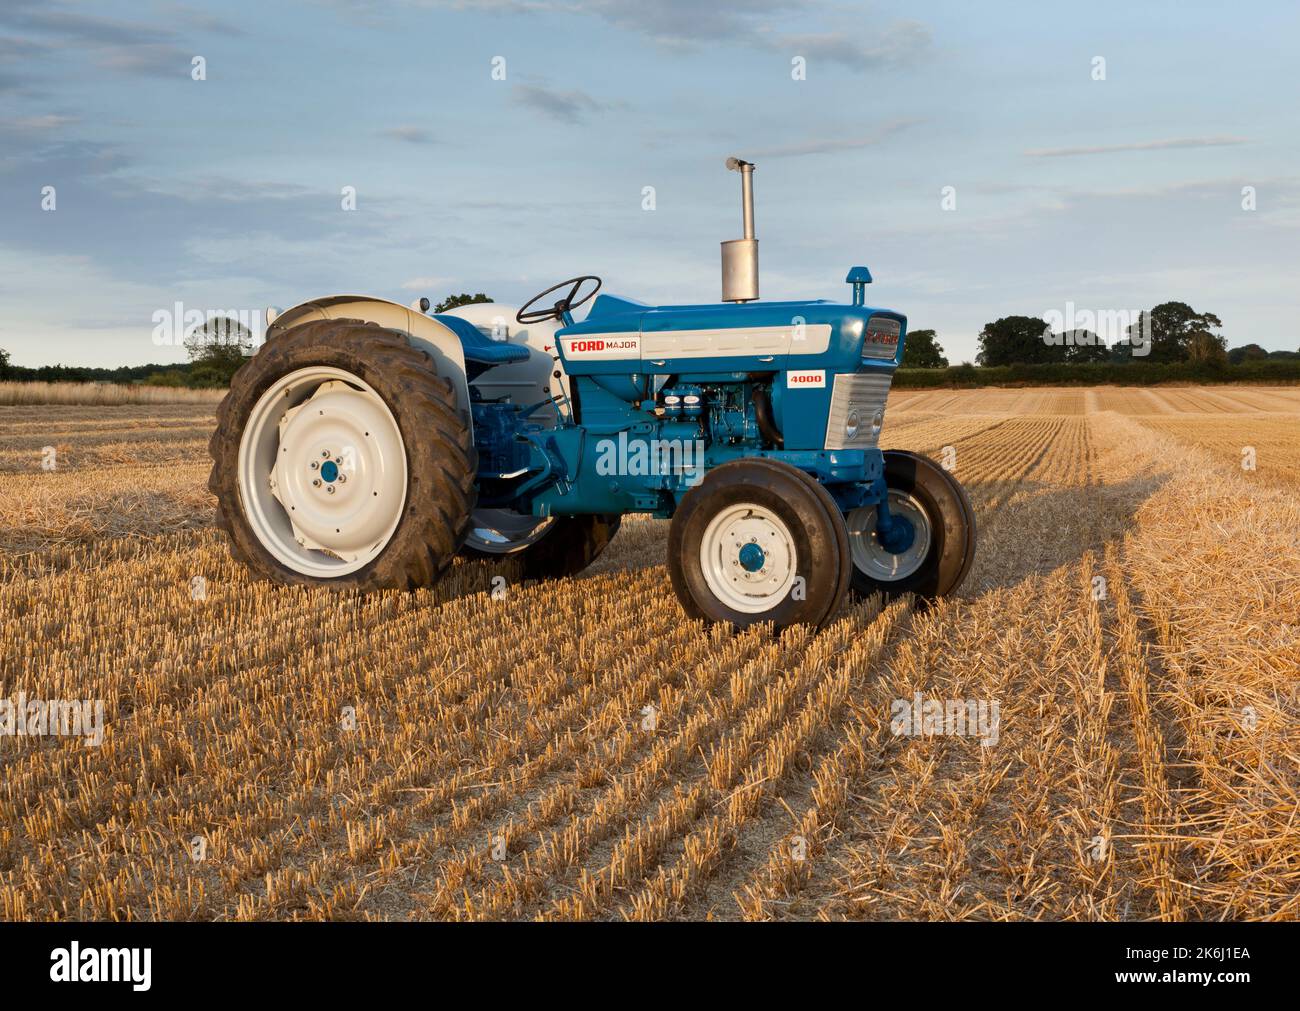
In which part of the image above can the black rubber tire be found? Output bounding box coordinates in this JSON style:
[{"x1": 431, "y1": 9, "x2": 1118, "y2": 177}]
[
  {"x1": 462, "y1": 513, "x2": 622, "y2": 581},
  {"x1": 208, "y1": 318, "x2": 476, "y2": 590},
  {"x1": 670, "y1": 458, "x2": 849, "y2": 624},
  {"x1": 744, "y1": 458, "x2": 852, "y2": 620},
  {"x1": 847, "y1": 449, "x2": 974, "y2": 602},
  {"x1": 668, "y1": 459, "x2": 850, "y2": 629},
  {"x1": 885, "y1": 449, "x2": 977, "y2": 592},
  {"x1": 672, "y1": 458, "x2": 850, "y2": 625}
]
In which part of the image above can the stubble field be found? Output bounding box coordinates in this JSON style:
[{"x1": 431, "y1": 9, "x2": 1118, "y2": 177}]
[{"x1": 1, "y1": 385, "x2": 1297, "y2": 921}]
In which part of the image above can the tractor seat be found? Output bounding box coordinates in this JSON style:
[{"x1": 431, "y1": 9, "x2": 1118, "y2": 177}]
[{"x1": 432, "y1": 313, "x2": 531, "y2": 367}]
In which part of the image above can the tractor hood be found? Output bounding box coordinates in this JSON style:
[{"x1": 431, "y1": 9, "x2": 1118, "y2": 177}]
[{"x1": 557, "y1": 292, "x2": 906, "y2": 371}]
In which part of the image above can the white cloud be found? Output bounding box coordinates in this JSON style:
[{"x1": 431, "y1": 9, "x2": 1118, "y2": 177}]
[
  {"x1": 510, "y1": 83, "x2": 609, "y2": 124},
  {"x1": 380, "y1": 125, "x2": 437, "y2": 144},
  {"x1": 0, "y1": 114, "x2": 79, "y2": 131},
  {"x1": 777, "y1": 21, "x2": 931, "y2": 70},
  {"x1": 1025, "y1": 137, "x2": 1248, "y2": 158}
]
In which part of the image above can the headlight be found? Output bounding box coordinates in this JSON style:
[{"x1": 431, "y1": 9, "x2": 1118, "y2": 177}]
[
  {"x1": 871, "y1": 410, "x2": 884, "y2": 438},
  {"x1": 845, "y1": 409, "x2": 860, "y2": 440}
]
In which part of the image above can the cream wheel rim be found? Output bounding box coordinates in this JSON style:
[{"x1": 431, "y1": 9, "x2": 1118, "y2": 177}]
[
  {"x1": 699, "y1": 503, "x2": 798, "y2": 614},
  {"x1": 236, "y1": 366, "x2": 408, "y2": 577}
]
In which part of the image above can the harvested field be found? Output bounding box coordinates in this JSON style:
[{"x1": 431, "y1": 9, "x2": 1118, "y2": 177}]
[{"x1": 0, "y1": 386, "x2": 1296, "y2": 920}]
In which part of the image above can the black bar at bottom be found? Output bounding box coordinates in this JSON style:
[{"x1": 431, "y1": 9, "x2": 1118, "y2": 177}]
[{"x1": 0, "y1": 921, "x2": 1284, "y2": 998}]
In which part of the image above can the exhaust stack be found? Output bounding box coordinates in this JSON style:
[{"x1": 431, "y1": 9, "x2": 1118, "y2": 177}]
[{"x1": 721, "y1": 157, "x2": 758, "y2": 302}]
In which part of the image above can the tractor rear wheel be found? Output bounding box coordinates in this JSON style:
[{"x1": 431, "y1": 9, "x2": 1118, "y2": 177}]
[
  {"x1": 668, "y1": 459, "x2": 850, "y2": 629},
  {"x1": 461, "y1": 511, "x2": 622, "y2": 581},
  {"x1": 208, "y1": 318, "x2": 475, "y2": 590},
  {"x1": 844, "y1": 449, "x2": 975, "y2": 603}
]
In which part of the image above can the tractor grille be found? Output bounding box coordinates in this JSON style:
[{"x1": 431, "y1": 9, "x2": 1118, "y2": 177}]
[{"x1": 823, "y1": 371, "x2": 892, "y2": 450}]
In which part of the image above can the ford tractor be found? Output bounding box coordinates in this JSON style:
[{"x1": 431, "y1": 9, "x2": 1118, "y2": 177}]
[{"x1": 209, "y1": 159, "x2": 976, "y2": 628}]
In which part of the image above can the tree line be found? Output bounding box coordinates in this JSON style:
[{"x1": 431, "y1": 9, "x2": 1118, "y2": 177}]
[
  {"x1": 0, "y1": 293, "x2": 493, "y2": 389},
  {"x1": 903, "y1": 301, "x2": 1298, "y2": 369},
  {"x1": 0, "y1": 350, "x2": 203, "y2": 386}
]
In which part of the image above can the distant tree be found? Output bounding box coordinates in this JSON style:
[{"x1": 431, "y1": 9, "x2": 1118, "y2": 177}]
[
  {"x1": 1107, "y1": 339, "x2": 1134, "y2": 364},
  {"x1": 976, "y1": 316, "x2": 1057, "y2": 366},
  {"x1": 1188, "y1": 331, "x2": 1228, "y2": 367},
  {"x1": 183, "y1": 316, "x2": 253, "y2": 359},
  {"x1": 0, "y1": 347, "x2": 11, "y2": 380},
  {"x1": 1144, "y1": 301, "x2": 1224, "y2": 363},
  {"x1": 1268, "y1": 349, "x2": 1300, "y2": 360},
  {"x1": 188, "y1": 361, "x2": 238, "y2": 388},
  {"x1": 1227, "y1": 343, "x2": 1269, "y2": 365},
  {"x1": 434, "y1": 292, "x2": 492, "y2": 313},
  {"x1": 183, "y1": 316, "x2": 253, "y2": 387},
  {"x1": 1064, "y1": 332, "x2": 1110, "y2": 363},
  {"x1": 901, "y1": 329, "x2": 949, "y2": 368}
]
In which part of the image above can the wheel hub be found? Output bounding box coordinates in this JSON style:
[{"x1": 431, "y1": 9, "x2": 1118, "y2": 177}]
[
  {"x1": 737, "y1": 541, "x2": 766, "y2": 572},
  {"x1": 846, "y1": 490, "x2": 932, "y2": 582},
  {"x1": 876, "y1": 513, "x2": 916, "y2": 554}
]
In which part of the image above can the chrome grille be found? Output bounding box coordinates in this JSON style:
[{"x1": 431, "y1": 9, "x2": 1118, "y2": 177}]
[{"x1": 823, "y1": 371, "x2": 892, "y2": 450}]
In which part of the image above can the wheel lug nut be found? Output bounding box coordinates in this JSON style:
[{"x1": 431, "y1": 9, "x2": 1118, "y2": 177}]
[
  {"x1": 338, "y1": 475, "x2": 347, "y2": 483},
  {"x1": 326, "y1": 486, "x2": 336, "y2": 494},
  {"x1": 310, "y1": 461, "x2": 319, "y2": 470},
  {"x1": 321, "y1": 450, "x2": 330, "y2": 458},
  {"x1": 312, "y1": 478, "x2": 321, "y2": 487}
]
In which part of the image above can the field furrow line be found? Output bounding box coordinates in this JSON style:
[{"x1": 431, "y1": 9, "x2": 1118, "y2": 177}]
[
  {"x1": 612, "y1": 599, "x2": 911, "y2": 921},
  {"x1": 258, "y1": 602, "x2": 729, "y2": 919},
  {"x1": 517, "y1": 615, "x2": 876, "y2": 921}
]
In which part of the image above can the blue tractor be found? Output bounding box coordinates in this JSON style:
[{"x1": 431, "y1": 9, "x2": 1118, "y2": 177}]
[{"x1": 210, "y1": 159, "x2": 975, "y2": 628}]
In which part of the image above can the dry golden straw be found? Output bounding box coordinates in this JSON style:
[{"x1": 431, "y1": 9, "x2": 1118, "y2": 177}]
[{"x1": 0, "y1": 385, "x2": 1296, "y2": 920}]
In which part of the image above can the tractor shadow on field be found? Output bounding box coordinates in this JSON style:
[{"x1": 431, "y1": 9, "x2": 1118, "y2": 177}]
[
  {"x1": 394, "y1": 466, "x2": 1173, "y2": 619},
  {"x1": 958, "y1": 469, "x2": 1174, "y2": 597},
  {"x1": 434, "y1": 466, "x2": 1176, "y2": 616},
  {"x1": 430, "y1": 514, "x2": 672, "y2": 608}
]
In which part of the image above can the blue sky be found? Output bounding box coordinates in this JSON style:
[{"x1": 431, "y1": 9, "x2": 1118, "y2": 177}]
[{"x1": 2, "y1": 0, "x2": 1297, "y2": 367}]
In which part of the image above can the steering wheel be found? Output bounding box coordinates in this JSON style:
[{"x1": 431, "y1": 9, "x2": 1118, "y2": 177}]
[{"x1": 516, "y1": 275, "x2": 602, "y2": 325}]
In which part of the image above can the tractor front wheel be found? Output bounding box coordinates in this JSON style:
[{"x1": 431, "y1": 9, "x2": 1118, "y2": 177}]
[
  {"x1": 208, "y1": 318, "x2": 476, "y2": 590},
  {"x1": 844, "y1": 449, "x2": 976, "y2": 602},
  {"x1": 668, "y1": 459, "x2": 849, "y2": 629}
]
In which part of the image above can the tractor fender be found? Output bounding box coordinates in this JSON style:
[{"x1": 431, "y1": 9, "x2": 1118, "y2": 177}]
[{"x1": 266, "y1": 295, "x2": 473, "y2": 434}]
